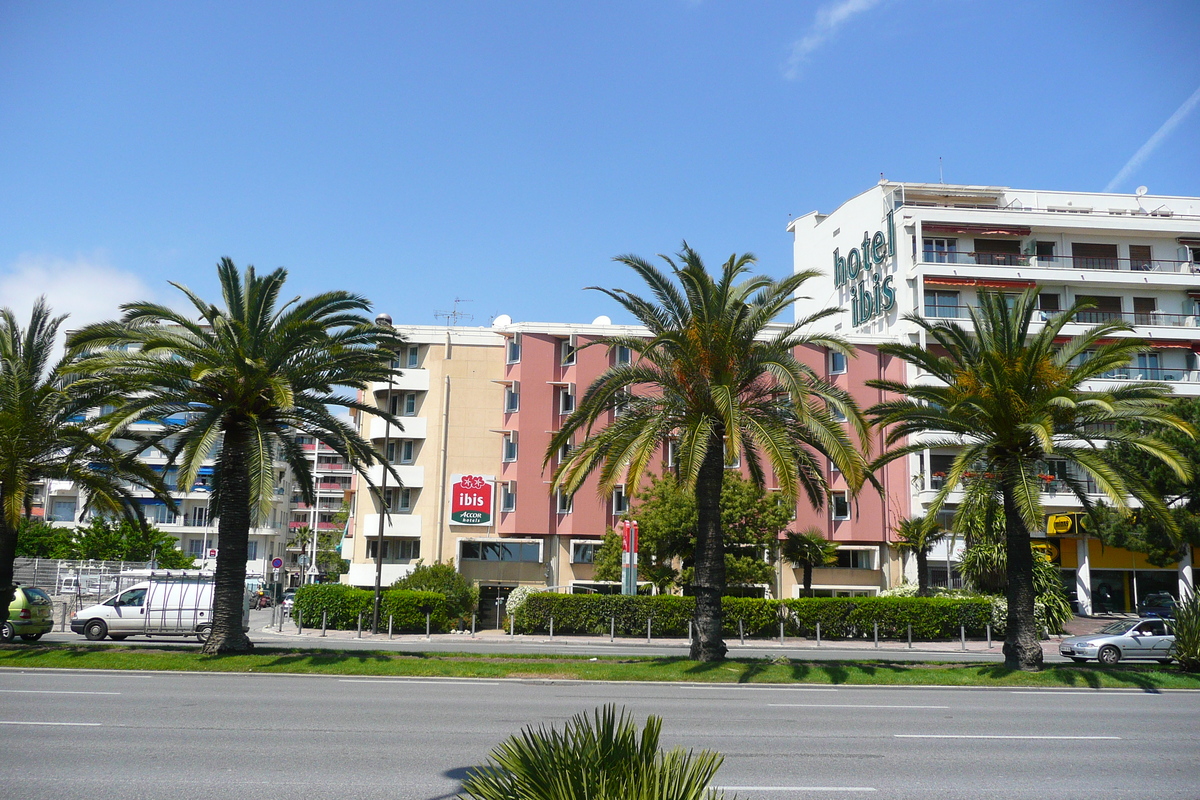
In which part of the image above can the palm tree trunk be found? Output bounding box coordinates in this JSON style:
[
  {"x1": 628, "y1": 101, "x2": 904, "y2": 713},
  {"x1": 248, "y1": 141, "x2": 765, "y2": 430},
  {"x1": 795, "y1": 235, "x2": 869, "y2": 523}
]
[
  {"x1": 916, "y1": 549, "x2": 930, "y2": 597},
  {"x1": 0, "y1": 518, "x2": 17, "y2": 632},
  {"x1": 803, "y1": 564, "x2": 813, "y2": 596},
  {"x1": 202, "y1": 423, "x2": 254, "y2": 654},
  {"x1": 1001, "y1": 487, "x2": 1042, "y2": 671},
  {"x1": 689, "y1": 430, "x2": 727, "y2": 662}
]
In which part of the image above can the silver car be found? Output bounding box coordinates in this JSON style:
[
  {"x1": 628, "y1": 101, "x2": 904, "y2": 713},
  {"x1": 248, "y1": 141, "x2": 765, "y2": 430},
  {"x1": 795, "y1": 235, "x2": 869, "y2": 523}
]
[{"x1": 1059, "y1": 618, "x2": 1175, "y2": 666}]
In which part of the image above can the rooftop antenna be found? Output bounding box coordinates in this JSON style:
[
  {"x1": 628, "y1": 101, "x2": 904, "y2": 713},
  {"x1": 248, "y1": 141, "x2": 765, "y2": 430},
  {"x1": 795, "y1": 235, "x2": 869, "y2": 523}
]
[
  {"x1": 938, "y1": 157, "x2": 944, "y2": 184},
  {"x1": 433, "y1": 297, "x2": 474, "y2": 326}
]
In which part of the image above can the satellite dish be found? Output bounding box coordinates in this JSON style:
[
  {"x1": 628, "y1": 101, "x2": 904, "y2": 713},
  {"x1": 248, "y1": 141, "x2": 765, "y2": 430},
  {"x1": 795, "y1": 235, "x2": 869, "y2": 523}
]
[
  {"x1": 491, "y1": 314, "x2": 511, "y2": 328},
  {"x1": 1136, "y1": 186, "x2": 1149, "y2": 197},
  {"x1": 591, "y1": 315, "x2": 612, "y2": 326}
]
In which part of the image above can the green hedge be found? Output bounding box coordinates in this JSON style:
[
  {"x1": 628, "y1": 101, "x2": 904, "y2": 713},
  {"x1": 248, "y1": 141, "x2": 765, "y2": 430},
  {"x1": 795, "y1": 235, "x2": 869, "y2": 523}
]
[
  {"x1": 291, "y1": 584, "x2": 450, "y2": 633},
  {"x1": 512, "y1": 594, "x2": 997, "y2": 639}
]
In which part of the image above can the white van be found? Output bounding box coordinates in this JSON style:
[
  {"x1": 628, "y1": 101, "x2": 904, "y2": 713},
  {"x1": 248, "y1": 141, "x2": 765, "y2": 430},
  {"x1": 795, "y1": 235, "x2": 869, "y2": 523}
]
[{"x1": 69, "y1": 571, "x2": 248, "y2": 643}]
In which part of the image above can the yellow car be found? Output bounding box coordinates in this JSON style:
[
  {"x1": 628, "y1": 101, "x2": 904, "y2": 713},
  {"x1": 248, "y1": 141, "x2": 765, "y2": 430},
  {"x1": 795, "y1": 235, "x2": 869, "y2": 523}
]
[{"x1": 2, "y1": 585, "x2": 55, "y2": 642}]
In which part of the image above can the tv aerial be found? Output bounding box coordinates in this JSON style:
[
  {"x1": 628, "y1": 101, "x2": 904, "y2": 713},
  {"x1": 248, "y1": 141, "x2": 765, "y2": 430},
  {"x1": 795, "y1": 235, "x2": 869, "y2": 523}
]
[{"x1": 434, "y1": 297, "x2": 474, "y2": 326}]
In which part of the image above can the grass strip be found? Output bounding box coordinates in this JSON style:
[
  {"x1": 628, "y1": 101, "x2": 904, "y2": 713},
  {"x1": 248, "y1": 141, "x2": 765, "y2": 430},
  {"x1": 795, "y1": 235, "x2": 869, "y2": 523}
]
[{"x1": 2, "y1": 644, "x2": 1200, "y2": 690}]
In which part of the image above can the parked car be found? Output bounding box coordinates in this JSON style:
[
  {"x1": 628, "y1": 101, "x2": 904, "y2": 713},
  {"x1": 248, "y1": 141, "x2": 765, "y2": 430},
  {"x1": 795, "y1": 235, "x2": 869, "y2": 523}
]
[
  {"x1": 1137, "y1": 592, "x2": 1177, "y2": 619},
  {"x1": 281, "y1": 588, "x2": 296, "y2": 614},
  {"x1": 2, "y1": 585, "x2": 55, "y2": 642},
  {"x1": 1059, "y1": 618, "x2": 1175, "y2": 665}
]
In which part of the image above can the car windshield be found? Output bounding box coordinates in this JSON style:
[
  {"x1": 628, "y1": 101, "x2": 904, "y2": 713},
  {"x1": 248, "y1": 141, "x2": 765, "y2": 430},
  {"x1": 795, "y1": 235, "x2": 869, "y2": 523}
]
[{"x1": 1097, "y1": 620, "x2": 1140, "y2": 635}]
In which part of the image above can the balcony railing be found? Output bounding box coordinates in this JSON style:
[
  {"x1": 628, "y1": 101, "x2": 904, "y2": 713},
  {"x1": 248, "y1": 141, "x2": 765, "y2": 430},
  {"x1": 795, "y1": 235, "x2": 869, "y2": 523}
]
[
  {"x1": 923, "y1": 305, "x2": 1200, "y2": 329},
  {"x1": 921, "y1": 251, "x2": 1194, "y2": 274},
  {"x1": 922, "y1": 473, "x2": 1100, "y2": 495}
]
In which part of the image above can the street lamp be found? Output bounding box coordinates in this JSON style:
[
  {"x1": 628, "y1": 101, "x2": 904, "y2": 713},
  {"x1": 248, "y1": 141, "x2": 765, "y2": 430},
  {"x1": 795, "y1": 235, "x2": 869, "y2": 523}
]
[{"x1": 372, "y1": 312, "x2": 397, "y2": 634}]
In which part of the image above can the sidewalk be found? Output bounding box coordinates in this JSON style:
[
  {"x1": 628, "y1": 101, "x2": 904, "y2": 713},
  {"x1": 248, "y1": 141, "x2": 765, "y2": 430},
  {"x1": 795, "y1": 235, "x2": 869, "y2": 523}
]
[{"x1": 254, "y1": 613, "x2": 1120, "y2": 658}]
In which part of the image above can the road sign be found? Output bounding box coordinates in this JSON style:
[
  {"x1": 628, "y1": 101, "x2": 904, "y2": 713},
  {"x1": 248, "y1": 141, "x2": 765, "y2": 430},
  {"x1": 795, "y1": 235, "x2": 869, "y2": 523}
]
[
  {"x1": 306, "y1": 566, "x2": 319, "y2": 577},
  {"x1": 297, "y1": 554, "x2": 309, "y2": 567},
  {"x1": 271, "y1": 557, "x2": 284, "y2": 569},
  {"x1": 272, "y1": 569, "x2": 280, "y2": 581}
]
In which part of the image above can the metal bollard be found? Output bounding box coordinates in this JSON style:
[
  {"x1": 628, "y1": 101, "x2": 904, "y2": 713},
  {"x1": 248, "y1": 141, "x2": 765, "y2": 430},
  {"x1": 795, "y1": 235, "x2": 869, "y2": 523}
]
[
  {"x1": 510, "y1": 614, "x2": 514, "y2": 637},
  {"x1": 357, "y1": 612, "x2": 362, "y2": 639},
  {"x1": 986, "y1": 623, "x2": 991, "y2": 649},
  {"x1": 960, "y1": 625, "x2": 966, "y2": 651},
  {"x1": 816, "y1": 621, "x2": 821, "y2": 647},
  {"x1": 425, "y1": 612, "x2": 431, "y2": 640},
  {"x1": 907, "y1": 623, "x2": 912, "y2": 649},
  {"x1": 549, "y1": 617, "x2": 554, "y2": 640},
  {"x1": 874, "y1": 622, "x2": 879, "y2": 648},
  {"x1": 779, "y1": 621, "x2": 785, "y2": 646},
  {"x1": 298, "y1": 610, "x2": 303, "y2": 635},
  {"x1": 389, "y1": 615, "x2": 394, "y2": 640},
  {"x1": 471, "y1": 613, "x2": 476, "y2": 638},
  {"x1": 610, "y1": 616, "x2": 615, "y2": 643},
  {"x1": 646, "y1": 617, "x2": 652, "y2": 643},
  {"x1": 321, "y1": 611, "x2": 327, "y2": 637},
  {"x1": 687, "y1": 619, "x2": 692, "y2": 646},
  {"x1": 739, "y1": 619, "x2": 745, "y2": 646}
]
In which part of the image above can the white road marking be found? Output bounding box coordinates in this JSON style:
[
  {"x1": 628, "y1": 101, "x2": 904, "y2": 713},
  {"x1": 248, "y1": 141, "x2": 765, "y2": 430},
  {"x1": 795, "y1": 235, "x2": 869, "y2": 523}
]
[
  {"x1": 1009, "y1": 691, "x2": 1156, "y2": 695},
  {"x1": 0, "y1": 721, "x2": 103, "y2": 726},
  {"x1": 338, "y1": 679, "x2": 501, "y2": 686},
  {"x1": 690, "y1": 685, "x2": 838, "y2": 692},
  {"x1": 770, "y1": 703, "x2": 948, "y2": 709},
  {"x1": 896, "y1": 734, "x2": 1120, "y2": 740},
  {"x1": 718, "y1": 787, "x2": 876, "y2": 793},
  {"x1": 0, "y1": 690, "x2": 121, "y2": 695}
]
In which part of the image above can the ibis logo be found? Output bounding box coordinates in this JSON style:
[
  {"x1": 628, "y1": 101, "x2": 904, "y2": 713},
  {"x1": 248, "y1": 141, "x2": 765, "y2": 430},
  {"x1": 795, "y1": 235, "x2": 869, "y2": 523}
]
[
  {"x1": 450, "y1": 474, "x2": 494, "y2": 526},
  {"x1": 833, "y1": 211, "x2": 897, "y2": 326}
]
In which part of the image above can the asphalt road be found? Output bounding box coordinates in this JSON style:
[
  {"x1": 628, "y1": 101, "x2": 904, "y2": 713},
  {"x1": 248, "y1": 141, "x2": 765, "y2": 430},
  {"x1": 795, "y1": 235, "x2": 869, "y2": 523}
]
[{"x1": 1, "y1": 668, "x2": 1196, "y2": 800}]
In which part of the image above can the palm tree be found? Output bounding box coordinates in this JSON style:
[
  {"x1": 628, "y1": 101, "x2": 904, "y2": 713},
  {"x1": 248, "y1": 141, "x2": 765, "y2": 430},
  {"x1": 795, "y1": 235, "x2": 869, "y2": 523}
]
[
  {"x1": 68, "y1": 259, "x2": 405, "y2": 653},
  {"x1": 891, "y1": 514, "x2": 945, "y2": 597},
  {"x1": 0, "y1": 299, "x2": 170, "y2": 627},
  {"x1": 780, "y1": 527, "x2": 839, "y2": 597},
  {"x1": 868, "y1": 288, "x2": 1193, "y2": 670},
  {"x1": 548, "y1": 244, "x2": 869, "y2": 661}
]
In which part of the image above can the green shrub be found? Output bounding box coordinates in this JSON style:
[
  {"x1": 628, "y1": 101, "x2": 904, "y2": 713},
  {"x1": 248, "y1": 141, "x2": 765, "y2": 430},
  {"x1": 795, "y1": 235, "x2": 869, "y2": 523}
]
[
  {"x1": 292, "y1": 584, "x2": 450, "y2": 633},
  {"x1": 1172, "y1": 592, "x2": 1200, "y2": 672},
  {"x1": 391, "y1": 560, "x2": 477, "y2": 620},
  {"x1": 513, "y1": 594, "x2": 694, "y2": 636},
  {"x1": 459, "y1": 704, "x2": 730, "y2": 800}
]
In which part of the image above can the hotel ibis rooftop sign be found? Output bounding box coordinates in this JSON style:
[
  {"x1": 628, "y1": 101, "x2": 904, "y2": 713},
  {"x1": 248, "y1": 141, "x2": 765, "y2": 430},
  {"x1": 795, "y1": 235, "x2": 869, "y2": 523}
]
[{"x1": 833, "y1": 211, "x2": 896, "y2": 326}]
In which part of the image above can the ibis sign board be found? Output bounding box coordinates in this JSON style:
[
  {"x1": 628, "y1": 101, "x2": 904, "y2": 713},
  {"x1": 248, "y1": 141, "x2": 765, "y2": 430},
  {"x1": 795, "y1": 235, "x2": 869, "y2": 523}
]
[
  {"x1": 833, "y1": 211, "x2": 897, "y2": 327},
  {"x1": 450, "y1": 474, "x2": 494, "y2": 526}
]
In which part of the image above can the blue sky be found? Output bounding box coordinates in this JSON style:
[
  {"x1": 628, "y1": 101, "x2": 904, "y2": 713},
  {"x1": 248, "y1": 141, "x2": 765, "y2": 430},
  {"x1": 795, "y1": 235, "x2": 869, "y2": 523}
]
[{"x1": 1, "y1": 1, "x2": 1197, "y2": 330}]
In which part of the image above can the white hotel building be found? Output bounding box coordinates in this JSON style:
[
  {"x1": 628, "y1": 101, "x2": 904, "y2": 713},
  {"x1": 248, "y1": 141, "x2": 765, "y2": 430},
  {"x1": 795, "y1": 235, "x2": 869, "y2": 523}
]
[{"x1": 789, "y1": 181, "x2": 1200, "y2": 613}]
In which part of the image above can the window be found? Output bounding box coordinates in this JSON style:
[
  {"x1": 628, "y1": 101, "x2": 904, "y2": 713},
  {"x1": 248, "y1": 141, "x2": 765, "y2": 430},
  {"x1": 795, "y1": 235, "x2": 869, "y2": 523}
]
[
  {"x1": 1037, "y1": 293, "x2": 1061, "y2": 313},
  {"x1": 665, "y1": 439, "x2": 678, "y2": 468},
  {"x1": 500, "y1": 482, "x2": 516, "y2": 512},
  {"x1": 571, "y1": 541, "x2": 599, "y2": 564},
  {"x1": 613, "y1": 389, "x2": 631, "y2": 417},
  {"x1": 556, "y1": 489, "x2": 573, "y2": 514},
  {"x1": 502, "y1": 433, "x2": 518, "y2": 462},
  {"x1": 1133, "y1": 297, "x2": 1156, "y2": 325},
  {"x1": 188, "y1": 539, "x2": 205, "y2": 557},
  {"x1": 924, "y1": 290, "x2": 960, "y2": 319},
  {"x1": 557, "y1": 440, "x2": 573, "y2": 463},
  {"x1": 1073, "y1": 242, "x2": 1119, "y2": 270},
  {"x1": 504, "y1": 382, "x2": 520, "y2": 413},
  {"x1": 1129, "y1": 245, "x2": 1153, "y2": 271},
  {"x1": 397, "y1": 393, "x2": 417, "y2": 416},
  {"x1": 835, "y1": 548, "x2": 873, "y2": 569},
  {"x1": 398, "y1": 487, "x2": 414, "y2": 512},
  {"x1": 368, "y1": 539, "x2": 420, "y2": 561},
  {"x1": 460, "y1": 540, "x2": 541, "y2": 562},
  {"x1": 246, "y1": 541, "x2": 258, "y2": 561},
  {"x1": 831, "y1": 492, "x2": 850, "y2": 520},
  {"x1": 1076, "y1": 295, "x2": 1122, "y2": 324},
  {"x1": 612, "y1": 486, "x2": 628, "y2": 515},
  {"x1": 400, "y1": 440, "x2": 415, "y2": 464},
  {"x1": 51, "y1": 500, "x2": 77, "y2": 522},
  {"x1": 560, "y1": 385, "x2": 576, "y2": 415},
  {"x1": 830, "y1": 403, "x2": 847, "y2": 422},
  {"x1": 1035, "y1": 241, "x2": 1057, "y2": 261},
  {"x1": 922, "y1": 237, "x2": 957, "y2": 263},
  {"x1": 828, "y1": 350, "x2": 847, "y2": 375},
  {"x1": 614, "y1": 345, "x2": 632, "y2": 365},
  {"x1": 506, "y1": 336, "x2": 521, "y2": 364},
  {"x1": 405, "y1": 345, "x2": 420, "y2": 368},
  {"x1": 141, "y1": 502, "x2": 174, "y2": 525},
  {"x1": 560, "y1": 338, "x2": 576, "y2": 366}
]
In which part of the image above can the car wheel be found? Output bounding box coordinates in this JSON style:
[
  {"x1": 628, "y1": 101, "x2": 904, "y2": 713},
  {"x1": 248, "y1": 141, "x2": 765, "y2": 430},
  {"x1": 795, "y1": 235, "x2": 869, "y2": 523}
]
[
  {"x1": 108, "y1": 635, "x2": 128, "y2": 641},
  {"x1": 19, "y1": 633, "x2": 43, "y2": 642},
  {"x1": 84, "y1": 620, "x2": 108, "y2": 641},
  {"x1": 0, "y1": 621, "x2": 14, "y2": 643},
  {"x1": 1069, "y1": 657, "x2": 1088, "y2": 664},
  {"x1": 196, "y1": 625, "x2": 212, "y2": 644},
  {"x1": 1098, "y1": 645, "x2": 1121, "y2": 666}
]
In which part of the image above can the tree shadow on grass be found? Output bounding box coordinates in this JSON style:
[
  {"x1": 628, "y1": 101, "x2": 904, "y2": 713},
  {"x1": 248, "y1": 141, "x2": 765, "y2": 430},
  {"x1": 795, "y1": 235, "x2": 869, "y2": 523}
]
[{"x1": 975, "y1": 662, "x2": 1167, "y2": 693}]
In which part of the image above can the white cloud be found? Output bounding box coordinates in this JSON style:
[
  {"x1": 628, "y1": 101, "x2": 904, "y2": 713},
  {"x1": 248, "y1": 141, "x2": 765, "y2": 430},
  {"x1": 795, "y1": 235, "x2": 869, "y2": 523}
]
[
  {"x1": 0, "y1": 253, "x2": 155, "y2": 346},
  {"x1": 1104, "y1": 84, "x2": 1200, "y2": 193},
  {"x1": 784, "y1": 0, "x2": 885, "y2": 80}
]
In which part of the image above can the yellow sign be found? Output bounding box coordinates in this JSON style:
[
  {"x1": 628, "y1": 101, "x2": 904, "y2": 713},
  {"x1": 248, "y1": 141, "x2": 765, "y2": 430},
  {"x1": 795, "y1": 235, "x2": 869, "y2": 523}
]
[{"x1": 1047, "y1": 514, "x2": 1073, "y2": 534}]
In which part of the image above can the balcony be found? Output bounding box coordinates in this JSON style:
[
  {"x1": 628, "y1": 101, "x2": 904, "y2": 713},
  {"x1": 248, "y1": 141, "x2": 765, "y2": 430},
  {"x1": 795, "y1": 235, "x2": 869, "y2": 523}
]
[
  {"x1": 360, "y1": 513, "x2": 422, "y2": 537},
  {"x1": 288, "y1": 520, "x2": 343, "y2": 531},
  {"x1": 922, "y1": 304, "x2": 1200, "y2": 330},
  {"x1": 367, "y1": 463, "x2": 424, "y2": 488},
  {"x1": 372, "y1": 369, "x2": 430, "y2": 393},
  {"x1": 368, "y1": 414, "x2": 426, "y2": 440},
  {"x1": 920, "y1": 251, "x2": 1193, "y2": 274}
]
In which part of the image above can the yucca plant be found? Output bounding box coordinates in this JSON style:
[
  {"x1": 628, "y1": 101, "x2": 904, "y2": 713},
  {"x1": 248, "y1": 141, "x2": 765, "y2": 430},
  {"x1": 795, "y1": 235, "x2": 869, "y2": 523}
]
[
  {"x1": 458, "y1": 704, "x2": 734, "y2": 800},
  {"x1": 1172, "y1": 591, "x2": 1200, "y2": 672}
]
